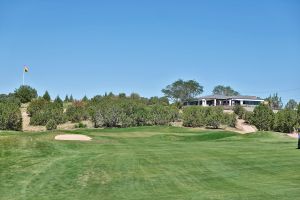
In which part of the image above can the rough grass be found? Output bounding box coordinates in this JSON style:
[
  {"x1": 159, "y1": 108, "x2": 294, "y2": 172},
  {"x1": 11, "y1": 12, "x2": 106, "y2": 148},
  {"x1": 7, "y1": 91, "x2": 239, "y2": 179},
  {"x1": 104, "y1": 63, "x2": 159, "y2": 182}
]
[{"x1": 0, "y1": 126, "x2": 299, "y2": 200}]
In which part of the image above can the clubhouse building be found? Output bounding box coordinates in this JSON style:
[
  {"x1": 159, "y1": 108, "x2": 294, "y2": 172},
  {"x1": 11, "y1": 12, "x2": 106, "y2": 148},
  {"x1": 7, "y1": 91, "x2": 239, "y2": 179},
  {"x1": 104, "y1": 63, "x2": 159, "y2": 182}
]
[{"x1": 184, "y1": 95, "x2": 264, "y2": 108}]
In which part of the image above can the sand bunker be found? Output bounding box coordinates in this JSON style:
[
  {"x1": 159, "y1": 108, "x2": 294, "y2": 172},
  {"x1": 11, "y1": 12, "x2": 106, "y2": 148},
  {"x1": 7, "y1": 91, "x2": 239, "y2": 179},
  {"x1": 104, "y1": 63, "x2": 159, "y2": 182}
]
[{"x1": 55, "y1": 134, "x2": 92, "y2": 141}]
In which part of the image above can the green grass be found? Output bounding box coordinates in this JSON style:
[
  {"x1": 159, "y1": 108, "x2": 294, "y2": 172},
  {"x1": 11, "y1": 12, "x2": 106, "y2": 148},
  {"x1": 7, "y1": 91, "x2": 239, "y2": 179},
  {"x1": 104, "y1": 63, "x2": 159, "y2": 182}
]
[{"x1": 0, "y1": 126, "x2": 299, "y2": 200}]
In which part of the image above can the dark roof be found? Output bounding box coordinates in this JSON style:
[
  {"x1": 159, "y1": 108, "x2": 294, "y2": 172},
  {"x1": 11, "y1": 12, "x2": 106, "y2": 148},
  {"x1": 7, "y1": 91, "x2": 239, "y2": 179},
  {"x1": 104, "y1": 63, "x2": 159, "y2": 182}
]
[{"x1": 199, "y1": 95, "x2": 263, "y2": 100}]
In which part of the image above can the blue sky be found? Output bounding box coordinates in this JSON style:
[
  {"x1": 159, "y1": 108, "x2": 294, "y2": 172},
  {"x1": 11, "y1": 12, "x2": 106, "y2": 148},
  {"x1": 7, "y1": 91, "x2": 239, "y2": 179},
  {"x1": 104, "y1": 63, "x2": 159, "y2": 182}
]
[{"x1": 0, "y1": 0, "x2": 299, "y2": 102}]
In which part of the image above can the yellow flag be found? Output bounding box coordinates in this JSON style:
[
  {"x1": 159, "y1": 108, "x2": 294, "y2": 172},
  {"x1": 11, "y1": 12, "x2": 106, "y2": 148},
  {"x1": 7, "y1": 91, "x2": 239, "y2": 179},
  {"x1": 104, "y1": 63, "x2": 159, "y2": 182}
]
[{"x1": 24, "y1": 66, "x2": 29, "y2": 72}]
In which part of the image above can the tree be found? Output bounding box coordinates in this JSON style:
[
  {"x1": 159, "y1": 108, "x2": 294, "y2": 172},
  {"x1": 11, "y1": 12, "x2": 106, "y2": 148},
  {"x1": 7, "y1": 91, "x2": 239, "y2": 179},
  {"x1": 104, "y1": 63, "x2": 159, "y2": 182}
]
[
  {"x1": 42, "y1": 91, "x2": 51, "y2": 101},
  {"x1": 54, "y1": 96, "x2": 63, "y2": 107},
  {"x1": 82, "y1": 95, "x2": 89, "y2": 102},
  {"x1": 285, "y1": 99, "x2": 298, "y2": 110},
  {"x1": 69, "y1": 95, "x2": 74, "y2": 102},
  {"x1": 265, "y1": 93, "x2": 283, "y2": 110},
  {"x1": 64, "y1": 95, "x2": 69, "y2": 102},
  {"x1": 162, "y1": 79, "x2": 203, "y2": 103},
  {"x1": 14, "y1": 85, "x2": 38, "y2": 103},
  {"x1": 118, "y1": 93, "x2": 126, "y2": 98},
  {"x1": 212, "y1": 85, "x2": 239, "y2": 96},
  {"x1": 130, "y1": 93, "x2": 140, "y2": 100},
  {"x1": 273, "y1": 109, "x2": 297, "y2": 133},
  {"x1": 251, "y1": 104, "x2": 274, "y2": 131}
]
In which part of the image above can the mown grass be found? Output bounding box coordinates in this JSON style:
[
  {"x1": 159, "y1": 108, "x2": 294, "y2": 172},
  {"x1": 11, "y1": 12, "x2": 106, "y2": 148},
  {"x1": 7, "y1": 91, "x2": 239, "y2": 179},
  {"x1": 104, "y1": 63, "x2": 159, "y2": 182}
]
[{"x1": 0, "y1": 126, "x2": 299, "y2": 200}]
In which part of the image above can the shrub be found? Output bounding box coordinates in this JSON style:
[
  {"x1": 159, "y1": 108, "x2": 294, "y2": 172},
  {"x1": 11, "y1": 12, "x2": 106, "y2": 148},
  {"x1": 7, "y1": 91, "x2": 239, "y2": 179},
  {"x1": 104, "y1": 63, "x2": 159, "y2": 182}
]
[
  {"x1": 66, "y1": 101, "x2": 89, "y2": 123},
  {"x1": 75, "y1": 122, "x2": 87, "y2": 128},
  {"x1": 46, "y1": 119, "x2": 57, "y2": 130},
  {"x1": 223, "y1": 113, "x2": 237, "y2": 128},
  {"x1": 0, "y1": 94, "x2": 21, "y2": 107},
  {"x1": 273, "y1": 109, "x2": 297, "y2": 133},
  {"x1": 148, "y1": 104, "x2": 173, "y2": 125},
  {"x1": 90, "y1": 97, "x2": 178, "y2": 128},
  {"x1": 27, "y1": 98, "x2": 49, "y2": 116},
  {"x1": 182, "y1": 106, "x2": 206, "y2": 127},
  {"x1": 244, "y1": 111, "x2": 254, "y2": 124},
  {"x1": 251, "y1": 104, "x2": 274, "y2": 131},
  {"x1": 30, "y1": 101, "x2": 66, "y2": 126},
  {"x1": 0, "y1": 102, "x2": 22, "y2": 131},
  {"x1": 14, "y1": 85, "x2": 38, "y2": 103},
  {"x1": 205, "y1": 107, "x2": 224, "y2": 129},
  {"x1": 233, "y1": 105, "x2": 246, "y2": 119},
  {"x1": 183, "y1": 106, "x2": 229, "y2": 129}
]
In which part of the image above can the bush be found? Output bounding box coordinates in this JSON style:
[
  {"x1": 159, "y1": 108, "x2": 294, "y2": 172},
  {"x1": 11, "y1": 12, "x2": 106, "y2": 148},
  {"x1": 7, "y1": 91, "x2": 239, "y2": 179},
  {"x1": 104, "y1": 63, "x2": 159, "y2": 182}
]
[
  {"x1": 273, "y1": 109, "x2": 297, "y2": 133},
  {"x1": 90, "y1": 97, "x2": 178, "y2": 128},
  {"x1": 46, "y1": 119, "x2": 57, "y2": 130},
  {"x1": 223, "y1": 113, "x2": 237, "y2": 128},
  {"x1": 29, "y1": 101, "x2": 66, "y2": 126},
  {"x1": 148, "y1": 104, "x2": 175, "y2": 125},
  {"x1": 182, "y1": 106, "x2": 206, "y2": 127},
  {"x1": 0, "y1": 102, "x2": 22, "y2": 131},
  {"x1": 182, "y1": 106, "x2": 230, "y2": 129},
  {"x1": 27, "y1": 98, "x2": 49, "y2": 116},
  {"x1": 14, "y1": 85, "x2": 38, "y2": 103},
  {"x1": 244, "y1": 111, "x2": 253, "y2": 124},
  {"x1": 251, "y1": 104, "x2": 274, "y2": 131},
  {"x1": 75, "y1": 122, "x2": 87, "y2": 128},
  {"x1": 233, "y1": 105, "x2": 246, "y2": 119},
  {"x1": 66, "y1": 101, "x2": 89, "y2": 123},
  {"x1": 0, "y1": 94, "x2": 21, "y2": 107},
  {"x1": 205, "y1": 107, "x2": 224, "y2": 129}
]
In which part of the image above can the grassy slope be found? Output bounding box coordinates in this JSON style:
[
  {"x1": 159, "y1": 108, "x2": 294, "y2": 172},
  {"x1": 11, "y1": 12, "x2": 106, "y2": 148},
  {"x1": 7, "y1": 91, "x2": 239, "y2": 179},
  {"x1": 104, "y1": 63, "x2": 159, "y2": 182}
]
[{"x1": 0, "y1": 126, "x2": 299, "y2": 200}]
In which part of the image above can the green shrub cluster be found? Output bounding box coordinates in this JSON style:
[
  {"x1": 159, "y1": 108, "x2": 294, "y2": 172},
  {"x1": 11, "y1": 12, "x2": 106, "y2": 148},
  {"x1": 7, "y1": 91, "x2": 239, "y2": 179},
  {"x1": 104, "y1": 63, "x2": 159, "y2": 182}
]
[
  {"x1": 0, "y1": 94, "x2": 21, "y2": 107},
  {"x1": 46, "y1": 119, "x2": 57, "y2": 130},
  {"x1": 249, "y1": 103, "x2": 300, "y2": 133},
  {"x1": 29, "y1": 98, "x2": 66, "y2": 126},
  {"x1": 66, "y1": 101, "x2": 89, "y2": 123},
  {"x1": 182, "y1": 106, "x2": 236, "y2": 129},
  {"x1": 0, "y1": 102, "x2": 22, "y2": 131},
  {"x1": 14, "y1": 85, "x2": 38, "y2": 103},
  {"x1": 75, "y1": 122, "x2": 87, "y2": 128},
  {"x1": 89, "y1": 97, "x2": 178, "y2": 128}
]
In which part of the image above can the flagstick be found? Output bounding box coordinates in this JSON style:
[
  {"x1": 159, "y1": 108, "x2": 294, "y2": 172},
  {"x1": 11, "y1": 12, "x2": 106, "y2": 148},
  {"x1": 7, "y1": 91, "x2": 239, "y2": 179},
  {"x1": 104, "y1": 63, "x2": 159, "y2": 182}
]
[{"x1": 23, "y1": 70, "x2": 25, "y2": 85}]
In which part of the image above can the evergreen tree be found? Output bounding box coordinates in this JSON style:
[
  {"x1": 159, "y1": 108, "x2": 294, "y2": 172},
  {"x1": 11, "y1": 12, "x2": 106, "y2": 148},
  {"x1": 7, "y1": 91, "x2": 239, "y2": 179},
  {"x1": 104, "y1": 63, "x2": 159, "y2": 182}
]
[
  {"x1": 54, "y1": 96, "x2": 63, "y2": 107},
  {"x1": 82, "y1": 95, "x2": 89, "y2": 102},
  {"x1": 69, "y1": 95, "x2": 74, "y2": 102},
  {"x1": 64, "y1": 95, "x2": 69, "y2": 102},
  {"x1": 42, "y1": 91, "x2": 51, "y2": 101}
]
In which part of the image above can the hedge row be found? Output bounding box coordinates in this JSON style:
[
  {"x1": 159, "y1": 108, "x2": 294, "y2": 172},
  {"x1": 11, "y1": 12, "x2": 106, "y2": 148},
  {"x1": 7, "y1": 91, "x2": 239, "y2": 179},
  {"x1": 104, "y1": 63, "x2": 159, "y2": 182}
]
[
  {"x1": 89, "y1": 97, "x2": 178, "y2": 128},
  {"x1": 29, "y1": 98, "x2": 66, "y2": 126},
  {"x1": 182, "y1": 106, "x2": 236, "y2": 129},
  {"x1": 234, "y1": 103, "x2": 300, "y2": 133}
]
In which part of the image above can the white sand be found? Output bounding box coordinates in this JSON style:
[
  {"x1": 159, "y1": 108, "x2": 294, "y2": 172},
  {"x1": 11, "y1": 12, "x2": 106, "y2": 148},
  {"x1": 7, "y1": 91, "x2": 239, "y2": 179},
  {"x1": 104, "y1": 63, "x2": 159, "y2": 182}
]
[{"x1": 55, "y1": 134, "x2": 92, "y2": 141}]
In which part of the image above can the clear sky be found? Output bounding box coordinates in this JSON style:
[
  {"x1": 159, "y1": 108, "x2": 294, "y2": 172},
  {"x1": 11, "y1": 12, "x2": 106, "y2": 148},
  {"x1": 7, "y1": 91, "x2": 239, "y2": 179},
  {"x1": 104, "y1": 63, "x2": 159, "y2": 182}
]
[{"x1": 0, "y1": 0, "x2": 299, "y2": 102}]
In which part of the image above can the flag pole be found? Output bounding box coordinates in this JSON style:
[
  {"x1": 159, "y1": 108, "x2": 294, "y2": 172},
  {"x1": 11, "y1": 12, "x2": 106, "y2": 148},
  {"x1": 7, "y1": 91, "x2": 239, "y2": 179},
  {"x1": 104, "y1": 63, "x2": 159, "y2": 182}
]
[{"x1": 22, "y1": 68, "x2": 25, "y2": 85}]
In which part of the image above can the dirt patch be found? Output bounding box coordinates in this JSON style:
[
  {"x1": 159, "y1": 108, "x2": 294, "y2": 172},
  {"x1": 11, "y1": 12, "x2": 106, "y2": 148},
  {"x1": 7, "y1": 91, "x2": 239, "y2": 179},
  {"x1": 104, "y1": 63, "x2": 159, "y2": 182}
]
[
  {"x1": 54, "y1": 134, "x2": 92, "y2": 141},
  {"x1": 235, "y1": 119, "x2": 257, "y2": 134}
]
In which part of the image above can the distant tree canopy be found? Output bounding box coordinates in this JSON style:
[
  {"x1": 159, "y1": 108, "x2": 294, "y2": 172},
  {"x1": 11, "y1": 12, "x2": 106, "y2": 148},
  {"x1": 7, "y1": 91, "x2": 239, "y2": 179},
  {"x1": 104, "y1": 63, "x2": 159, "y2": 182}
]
[
  {"x1": 212, "y1": 85, "x2": 239, "y2": 96},
  {"x1": 265, "y1": 93, "x2": 283, "y2": 110},
  {"x1": 14, "y1": 85, "x2": 38, "y2": 103},
  {"x1": 42, "y1": 91, "x2": 51, "y2": 101},
  {"x1": 162, "y1": 79, "x2": 203, "y2": 103},
  {"x1": 285, "y1": 99, "x2": 298, "y2": 110}
]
